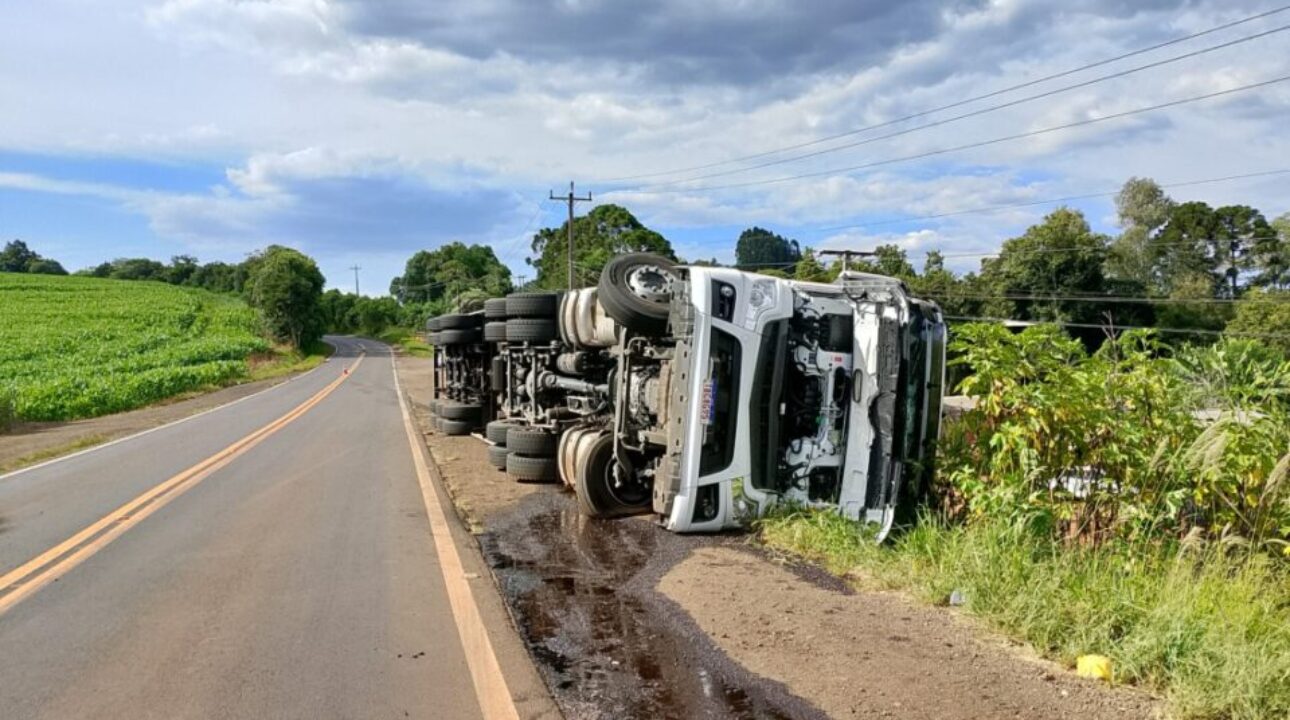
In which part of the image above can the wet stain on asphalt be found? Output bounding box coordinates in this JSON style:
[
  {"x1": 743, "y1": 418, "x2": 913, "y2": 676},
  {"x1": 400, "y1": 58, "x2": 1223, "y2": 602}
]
[{"x1": 478, "y1": 493, "x2": 827, "y2": 720}]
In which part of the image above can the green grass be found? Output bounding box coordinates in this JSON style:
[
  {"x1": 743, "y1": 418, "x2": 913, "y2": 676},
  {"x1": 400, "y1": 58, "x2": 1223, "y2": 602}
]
[
  {"x1": 0, "y1": 273, "x2": 271, "y2": 422},
  {"x1": 758, "y1": 510, "x2": 1290, "y2": 720},
  {"x1": 376, "y1": 327, "x2": 432, "y2": 357}
]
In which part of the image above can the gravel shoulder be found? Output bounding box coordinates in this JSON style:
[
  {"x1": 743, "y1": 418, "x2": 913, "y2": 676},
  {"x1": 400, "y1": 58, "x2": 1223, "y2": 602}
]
[{"x1": 658, "y1": 546, "x2": 1159, "y2": 720}]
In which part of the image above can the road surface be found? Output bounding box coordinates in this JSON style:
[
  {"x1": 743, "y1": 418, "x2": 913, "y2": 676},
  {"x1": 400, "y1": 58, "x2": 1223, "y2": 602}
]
[{"x1": 0, "y1": 337, "x2": 495, "y2": 719}]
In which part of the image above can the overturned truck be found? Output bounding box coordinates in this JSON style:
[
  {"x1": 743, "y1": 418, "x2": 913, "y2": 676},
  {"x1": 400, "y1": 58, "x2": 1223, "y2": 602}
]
[{"x1": 426, "y1": 254, "x2": 946, "y2": 538}]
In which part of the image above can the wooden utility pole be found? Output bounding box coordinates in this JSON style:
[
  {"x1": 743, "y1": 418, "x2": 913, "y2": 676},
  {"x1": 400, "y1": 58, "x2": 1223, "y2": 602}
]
[
  {"x1": 550, "y1": 181, "x2": 592, "y2": 289},
  {"x1": 349, "y1": 265, "x2": 361, "y2": 295}
]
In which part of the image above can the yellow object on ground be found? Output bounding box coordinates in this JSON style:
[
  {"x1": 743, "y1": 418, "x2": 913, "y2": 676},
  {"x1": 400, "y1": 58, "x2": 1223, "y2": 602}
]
[{"x1": 1076, "y1": 654, "x2": 1113, "y2": 682}]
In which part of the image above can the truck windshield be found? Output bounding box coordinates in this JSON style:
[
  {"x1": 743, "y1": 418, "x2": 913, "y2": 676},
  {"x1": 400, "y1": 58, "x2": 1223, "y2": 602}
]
[
  {"x1": 748, "y1": 320, "x2": 788, "y2": 491},
  {"x1": 698, "y1": 328, "x2": 742, "y2": 476}
]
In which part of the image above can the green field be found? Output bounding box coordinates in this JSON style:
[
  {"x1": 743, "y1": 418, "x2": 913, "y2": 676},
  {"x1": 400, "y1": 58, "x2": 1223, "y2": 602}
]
[{"x1": 0, "y1": 273, "x2": 271, "y2": 422}]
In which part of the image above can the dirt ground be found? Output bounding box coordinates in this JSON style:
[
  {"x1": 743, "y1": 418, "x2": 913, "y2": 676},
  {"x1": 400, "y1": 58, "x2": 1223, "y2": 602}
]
[
  {"x1": 658, "y1": 547, "x2": 1158, "y2": 720},
  {"x1": 0, "y1": 367, "x2": 327, "y2": 474},
  {"x1": 396, "y1": 351, "x2": 1161, "y2": 720}
]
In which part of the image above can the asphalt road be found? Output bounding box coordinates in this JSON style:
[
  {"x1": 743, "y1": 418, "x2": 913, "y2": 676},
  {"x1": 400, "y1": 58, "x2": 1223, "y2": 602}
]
[{"x1": 0, "y1": 337, "x2": 486, "y2": 720}]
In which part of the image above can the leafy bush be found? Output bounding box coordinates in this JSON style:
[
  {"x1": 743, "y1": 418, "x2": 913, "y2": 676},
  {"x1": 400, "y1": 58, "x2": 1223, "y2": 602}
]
[{"x1": 941, "y1": 324, "x2": 1290, "y2": 551}]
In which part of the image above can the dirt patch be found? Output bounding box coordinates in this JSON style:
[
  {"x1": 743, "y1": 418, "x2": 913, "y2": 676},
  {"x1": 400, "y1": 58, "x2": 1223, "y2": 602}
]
[
  {"x1": 659, "y1": 546, "x2": 1160, "y2": 720},
  {"x1": 0, "y1": 372, "x2": 314, "y2": 475}
]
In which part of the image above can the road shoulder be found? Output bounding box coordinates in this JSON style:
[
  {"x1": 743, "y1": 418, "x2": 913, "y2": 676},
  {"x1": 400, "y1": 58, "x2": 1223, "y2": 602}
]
[{"x1": 393, "y1": 351, "x2": 561, "y2": 720}]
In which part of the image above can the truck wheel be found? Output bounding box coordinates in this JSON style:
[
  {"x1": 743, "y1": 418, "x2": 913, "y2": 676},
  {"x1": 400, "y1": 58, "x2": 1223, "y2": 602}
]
[
  {"x1": 429, "y1": 398, "x2": 441, "y2": 415},
  {"x1": 576, "y1": 434, "x2": 649, "y2": 517},
  {"x1": 505, "y1": 318, "x2": 557, "y2": 343},
  {"x1": 485, "y1": 420, "x2": 512, "y2": 445},
  {"x1": 490, "y1": 356, "x2": 506, "y2": 392},
  {"x1": 484, "y1": 298, "x2": 508, "y2": 320},
  {"x1": 506, "y1": 426, "x2": 558, "y2": 457},
  {"x1": 598, "y1": 253, "x2": 677, "y2": 336},
  {"x1": 438, "y1": 313, "x2": 479, "y2": 329},
  {"x1": 439, "y1": 328, "x2": 481, "y2": 345},
  {"x1": 506, "y1": 453, "x2": 559, "y2": 483},
  {"x1": 483, "y1": 321, "x2": 508, "y2": 342},
  {"x1": 440, "y1": 419, "x2": 473, "y2": 436},
  {"x1": 506, "y1": 292, "x2": 559, "y2": 318},
  {"x1": 426, "y1": 316, "x2": 442, "y2": 332},
  {"x1": 427, "y1": 332, "x2": 442, "y2": 346},
  {"x1": 438, "y1": 401, "x2": 482, "y2": 423},
  {"x1": 487, "y1": 444, "x2": 510, "y2": 469}
]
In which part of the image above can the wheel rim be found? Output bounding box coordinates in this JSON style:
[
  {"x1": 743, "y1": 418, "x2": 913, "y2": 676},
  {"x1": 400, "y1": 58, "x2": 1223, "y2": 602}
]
[
  {"x1": 625, "y1": 265, "x2": 675, "y2": 306},
  {"x1": 605, "y1": 457, "x2": 650, "y2": 507}
]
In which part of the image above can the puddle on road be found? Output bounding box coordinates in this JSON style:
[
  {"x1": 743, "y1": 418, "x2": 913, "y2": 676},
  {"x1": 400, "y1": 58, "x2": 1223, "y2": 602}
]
[{"x1": 479, "y1": 498, "x2": 802, "y2": 720}]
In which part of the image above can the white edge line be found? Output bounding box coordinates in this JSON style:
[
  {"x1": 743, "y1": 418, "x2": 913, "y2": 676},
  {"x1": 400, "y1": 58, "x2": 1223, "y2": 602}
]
[
  {"x1": 390, "y1": 348, "x2": 520, "y2": 720},
  {"x1": 0, "y1": 338, "x2": 345, "y2": 483}
]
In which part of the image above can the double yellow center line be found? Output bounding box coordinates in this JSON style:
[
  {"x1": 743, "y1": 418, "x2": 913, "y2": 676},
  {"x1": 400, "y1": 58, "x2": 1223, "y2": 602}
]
[{"x1": 0, "y1": 354, "x2": 364, "y2": 616}]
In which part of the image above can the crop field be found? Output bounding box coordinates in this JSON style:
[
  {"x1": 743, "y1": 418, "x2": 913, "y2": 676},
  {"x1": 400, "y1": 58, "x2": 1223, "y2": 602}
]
[{"x1": 0, "y1": 273, "x2": 270, "y2": 422}]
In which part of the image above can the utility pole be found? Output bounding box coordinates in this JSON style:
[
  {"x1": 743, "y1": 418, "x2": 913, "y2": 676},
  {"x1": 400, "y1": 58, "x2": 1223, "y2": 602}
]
[
  {"x1": 818, "y1": 249, "x2": 877, "y2": 272},
  {"x1": 550, "y1": 181, "x2": 592, "y2": 289},
  {"x1": 349, "y1": 265, "x2": 361, "y2": 295}
]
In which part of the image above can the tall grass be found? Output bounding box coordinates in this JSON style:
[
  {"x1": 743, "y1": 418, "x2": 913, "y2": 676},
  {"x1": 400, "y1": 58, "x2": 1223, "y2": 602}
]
[{"x1": 759, "y1": 509, "x2": 1290, "y2": 720}]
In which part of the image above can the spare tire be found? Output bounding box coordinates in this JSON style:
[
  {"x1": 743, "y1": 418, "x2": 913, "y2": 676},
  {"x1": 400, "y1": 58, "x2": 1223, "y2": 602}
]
[
  {"x1": 506, "y1": 453, "x2": 559, "y2": 483},
  {"x1": 484, "y1": 298, "x2": 508, "y2": 320},
  {"x1": 598, "y1": 253, "x2": 678, "y2": 336},
  {"x1": 483, "y1": 321, "x2": 508, "y2": 343},
  {"x1": 506, "y1": 292, "x2": 559, "y2": 318}
]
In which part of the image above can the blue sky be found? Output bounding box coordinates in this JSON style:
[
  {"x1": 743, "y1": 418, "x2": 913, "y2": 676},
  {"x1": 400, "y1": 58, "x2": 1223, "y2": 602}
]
[{"x1": 2, "y1": 0, "x2": 1287, "y2": 294}]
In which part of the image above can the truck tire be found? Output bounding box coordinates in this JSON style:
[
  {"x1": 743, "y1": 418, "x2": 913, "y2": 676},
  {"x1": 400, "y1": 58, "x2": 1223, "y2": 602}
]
[
  {"x1": 485, "y1": 420, "x2": 513, "y2": 445},
  {"x1": 487, "y1": 444, "x2": 510, "y2": 469},
  {"x1": 440, "y1": 418, "x2": 473, "y2": 436},
  {"x1": 429, "y1": 398, "x2": 441, "y2": 415},
  {"x1": 438, "y1": 313, "x2": 479, "y2": 329},
  {"x1": 483, "y1": 321, "x2": 508, "y2": 342},
  {"x1": 438, "y1": 401, "x2": 482, "y2": 423},
  {"x1": 426, "y1": 316, "x2": 442, "y2": 331},
  {"x1": 484, "y1": 298, "x2": 508, "y2": 320},
  {"x1": 490, "y1": 356, "x2": 506, "y2": 392},
  {"x1": 506, "y1": 292, "x2": 559, "y2": 318},
  {"x1": 506, "y1": 426, "x2": 558, "y2": 457},
  {"x1": 427, "y1": 332, "x2": 442, "y2": 346},
  {"x1": 505, "y1": 318, "x2": 557, "y2": 343},
  {"x1": 507, "y1": 453, "x2": 559, "y2": 483},
  {"x1": 598, "y1": 253, "x2": 677, "y2": 336},
  {"x1": 576, "y1": 434, "x2": 649, "y2": 517},
  {"x1": 439, "y1": 328, "x2": 481, "y2": 345}
]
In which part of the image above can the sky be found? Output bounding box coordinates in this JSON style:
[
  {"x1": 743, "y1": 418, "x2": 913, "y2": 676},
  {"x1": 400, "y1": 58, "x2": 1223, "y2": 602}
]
[{"x1": 1, "y1": 0, "x2": 1287, "y2": 295}]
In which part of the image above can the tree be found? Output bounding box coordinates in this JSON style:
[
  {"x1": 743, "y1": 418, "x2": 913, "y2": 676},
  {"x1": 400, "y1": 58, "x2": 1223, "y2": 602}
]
[
  {"x1": 1106, "y1": 177, "x2": 1175, "y2": 287},
  {"x1": 0, "y1": 240, "x2": 40, "y2": 272},
  {"x1": 1250, "y1": 212, "x2": 1290, "y2": 290},
  {"x1": 244, "y1": 246, "x2": 325, "y2": 349},
  {"x1": 107, "y1": 257, "x2": 167, "y2": 281},
  {"x1": 1153, "y1": 202, "x2": 1272, "y2": 298},
  {"x1": 166, "y1": 255, "x2": 199, "y2": 285},
  {"x1": 855, "y1": 244, "x2": 916, "y2": 279},
  {"x1": 1227, "y1": 289, "x2": 1290, "y2": 355},
  {"x1": 393, "y1": 242, "x2": 513, "y2": 305},
  {"x1": 529, "y1": 204, "x2": 673, "y2": 289},
  {"x1": 980, "y1": 208, "x2": 1115, "y2": 324},
  {"x1": 734, "y1": 227, "x2": 799, "y2": 272},
  {"x1": 794, "y1": 247, "x2": 836, "y2": 282},
  {"x1": 26, "y1": 259, "x2": 67, "y2": 275}
]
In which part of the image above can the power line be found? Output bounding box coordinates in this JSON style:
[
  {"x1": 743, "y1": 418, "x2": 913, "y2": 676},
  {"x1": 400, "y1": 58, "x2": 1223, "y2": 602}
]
[
  {"x1": 551, "y1": 181, "x2": 593, "y2": 290},
  {"x1": 616, "y1": 74, "x2": 1290, "y2": 195},
  {"x1": 593, "y1": 5, "x2": 1290, "y2": 184},
  {"x1": 801, "y1": 169, "x2": 1290, "y2": 235},
  {"x1": 619, "y1": 23, "x2": 1290, "y2": 191},
  {"x1": 942, "y1": 314, "x2": 1290, "y2": 340}
]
